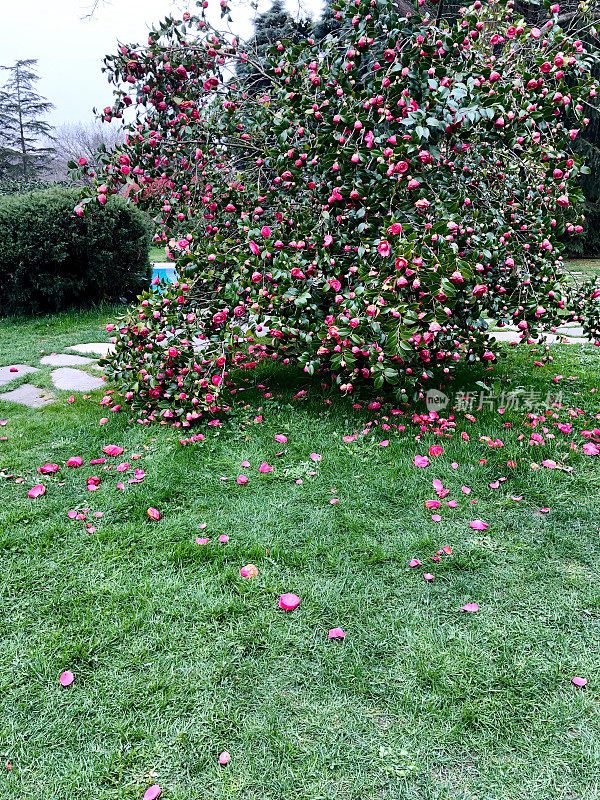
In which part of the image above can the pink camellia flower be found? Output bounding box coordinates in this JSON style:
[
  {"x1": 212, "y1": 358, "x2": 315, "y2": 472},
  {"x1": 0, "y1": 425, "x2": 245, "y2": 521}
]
[
  {"x1": 59, "y1": 670, "x2": 74, "y2": 687},
  {"x1": 278, "y1": 593, "x2": 300, "y2": 611},
  {"x1": 219, "y1": 534, "x2": 229, "y2": 543},
  {"x1": 147, "y1": 507, "x2": 161, "y2": 521},
  {"x1": 461, "y1": 603, "x2": 479, "y2": 612},
  {"x1": 195, "y1": 537, "x2": 209, "y2": 545},
  {"x1": 275, "y1": 434, "x2": 288, "y2": 443},
  {"x1": 531, "y1": 26, "x2": 541, "y2": 38},
  {"x1": 310, "y1": 453, "x2": 322, "y2": 462},
  {"x1": 423, "y1": 573, "x2": 435, "y2": 581},
  {"x1": 249, "y1": 240, "x2": 260, "y2": 255},
  {"x1": 260, "y1": 226, "x2": 271, "y2": 237},
  {"x1": 218, "y1": 751, "x2": 231, "y2": 765},
  {"x1": 469, "y1": 520, "x2": 488, "y2": 530},
  {"x1": 377, "y1": 240, "x2": 391, "y2": 257},
  {"x1": 28, "y1": 484, "x2": 45, "y2": 498},
  {"x1": 428, "y1": 445, "x2": 443, "y2": 457},
  {"x1": 237, "y1": 475, "x2": 248, "y2": 484},
  {"x1": 259, "y1": 462, "x2": 273, "y2": 473},
  {"x1": 472, "y1": 284, "x2": 488, "y2": 297},
  {"x1": 582, "y1": 442, "x2": 599, "y2": 455},
  {"x1": 572, "y1": 676, "x2": 587, "y2": 688},
  {"x1": 240, "y1": 564, "x2": 259, "y2": 578},
  {"x1": 328, "y1": 628, "x2": 345, "y2": 639},
  {"x1": 414, "y1": 455, "x2": 430, "y2": 468},
  {"x1": 144, "y1": 786, "x2": 162, "y2": 800}
]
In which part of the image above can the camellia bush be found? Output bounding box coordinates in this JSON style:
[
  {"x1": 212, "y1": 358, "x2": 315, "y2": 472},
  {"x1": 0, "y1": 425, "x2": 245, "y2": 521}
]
[{"x1": 75, "y1": 0, "x2": 600, "y2": 425}]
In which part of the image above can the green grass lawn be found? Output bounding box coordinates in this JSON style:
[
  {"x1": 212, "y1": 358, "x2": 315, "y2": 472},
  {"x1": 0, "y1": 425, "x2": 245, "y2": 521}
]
[
  {"x1": 1, "y1": 310, "x2": 600, "y2": 800},
  {"x1": 149, "y1": 246, "x2": 168, "y2": 263},
  {"x1": 565, "y1": 257, "x2": 600, "y2": 282}
]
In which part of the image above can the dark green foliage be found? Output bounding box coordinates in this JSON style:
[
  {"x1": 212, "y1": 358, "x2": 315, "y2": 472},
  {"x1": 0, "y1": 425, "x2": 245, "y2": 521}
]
[
  {"x1": 563, "y1": 200, "x2": 600, "y2": 257},
  {"x1": 0, "y1": 176, "x2": 57, "y2": 197},
  {"x1": 0, "y1": 188, "x2": 152, "y2": 315}
]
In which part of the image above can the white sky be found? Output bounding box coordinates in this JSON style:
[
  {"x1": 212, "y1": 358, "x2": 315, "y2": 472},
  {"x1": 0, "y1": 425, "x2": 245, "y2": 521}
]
[{"x1": 1, "y1": 0, "x2": 323, "y2": 127}]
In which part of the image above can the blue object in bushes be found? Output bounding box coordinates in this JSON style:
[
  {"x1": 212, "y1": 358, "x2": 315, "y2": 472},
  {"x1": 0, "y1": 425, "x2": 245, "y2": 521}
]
[{"x1": 152, "y1": 264, "x2": 177, "y2": 285}]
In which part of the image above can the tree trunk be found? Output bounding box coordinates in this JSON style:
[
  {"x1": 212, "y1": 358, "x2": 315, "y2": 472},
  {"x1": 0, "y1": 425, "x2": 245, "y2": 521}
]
[{"x1": 15, "y1": 64, "x2": 27, "y2": 176}]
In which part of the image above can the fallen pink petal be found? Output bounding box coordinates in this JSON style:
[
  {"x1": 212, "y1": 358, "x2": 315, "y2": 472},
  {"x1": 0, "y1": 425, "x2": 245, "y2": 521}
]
[
  {"x1": 461, "y1": 603, "x2": 479, "y2": 612},
  {"x1": 572, "y1": 676, "x2": 587, "y2": 688},
  {"x1": 59, "y1": 670, "x2": 74, "y2": 687},
  {"x1": 28, "y1": 484, "x2": 45, "y2": 498},
  {"x1": 328, "y1": 628, "x2": 345, "y2": 639},
  {"x1": 102, "y1": 445, "x2": 124, "y2": 456},
  {"x1": 423, "y1": 573, "x2": 435, "y2": 581},
  {"x1": 143, "y1": 786, "x2": 162, "y2": 800},
  {"x1": 469, "y1": 520, "x2": 488, "y2": 530},
  {"x1": 278, "y1": 593, "x2": 300, "y2": 611},
  {"x1": 409, "y1": 559, "x2": 422, "y2": 567},
  {"x1": 37, "y1": 463, "x2": 59, "y2": 474}
]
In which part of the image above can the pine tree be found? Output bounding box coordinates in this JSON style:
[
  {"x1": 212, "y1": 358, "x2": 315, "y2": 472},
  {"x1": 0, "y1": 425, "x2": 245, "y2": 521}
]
[
  {"x1": 0, "y1": 59, "x2": 55, "y2": 178},
  {"x1": 237, "y1": 1, "x2": 312, "y2": 93}
]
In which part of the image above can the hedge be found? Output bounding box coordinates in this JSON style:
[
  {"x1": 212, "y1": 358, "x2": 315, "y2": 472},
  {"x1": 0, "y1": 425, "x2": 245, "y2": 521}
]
[{"x1": 0, "y1": 188, "x2": 152, "y2": 315}]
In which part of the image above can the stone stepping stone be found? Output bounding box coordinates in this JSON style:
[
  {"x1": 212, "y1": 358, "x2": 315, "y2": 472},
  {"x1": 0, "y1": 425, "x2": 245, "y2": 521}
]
[
  {"x1": 0, "y1": 383, "x2": 55, "y2": 408},
  {"x1": 40, "y1": 353, "x2": 94, "y2": 367},
  {"x1": 0, "y1": 364, "x2": 39, "y2": 386},
  {"x1": 66, "y1": 343, "x2": 115, "y2": 358},
  {"x1": 50, "y1": 368, "x2": 105, "y2": 392},
  {"x1": 490, "y1": 331, "x2": 521, "y2": 342},
  {"x1": 557, "y1": 325, "x2": 585, "y2": 337}
]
